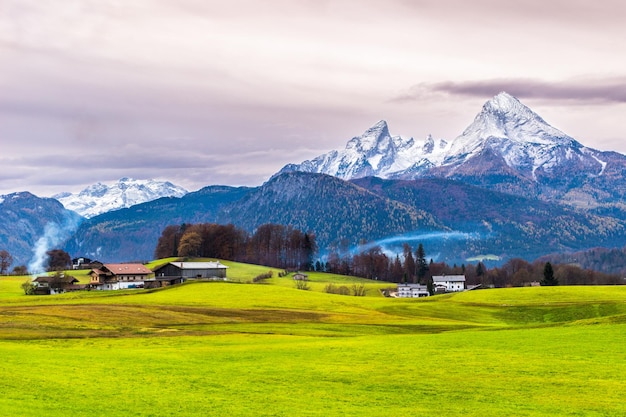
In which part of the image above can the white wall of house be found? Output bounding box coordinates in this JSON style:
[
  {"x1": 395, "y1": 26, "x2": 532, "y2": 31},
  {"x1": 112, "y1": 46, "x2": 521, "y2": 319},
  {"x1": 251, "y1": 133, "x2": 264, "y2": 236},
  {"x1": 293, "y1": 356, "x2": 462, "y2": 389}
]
[
  {"x1": 433, "y1": 275, "x2": 465, "y2": 292},
  {"x1": 118, "y1": 281, "x2": 144, "y2": 289},
  {"x1": 397, "y1": 283, "x2": 429, "y2": 298},
  {"x1": 93, "y1": 282, "x2": 120, "y2": 290}
]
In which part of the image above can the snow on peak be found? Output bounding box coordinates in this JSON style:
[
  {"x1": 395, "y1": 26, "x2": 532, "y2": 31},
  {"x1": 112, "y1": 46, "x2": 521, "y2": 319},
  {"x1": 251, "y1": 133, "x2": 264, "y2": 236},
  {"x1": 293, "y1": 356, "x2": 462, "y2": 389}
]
[
  {"x1": 279, "y1": 121, "x2": 450, "y2": 180},
  {"x1": 54, "y1": 178, "x2": 188, "y2": 218},
  {"x1": 279, "y1": 92, "x2": 608, "y2": 183},
  {"x1": 347, "y1": 120, "x2": 390, "y2": 152},
  {"x1": 443, "y1": 92, "x2": 597, "y2": 177},
  {"x1": 485, "y1": 91, "x2": 525, "y2": 112}
]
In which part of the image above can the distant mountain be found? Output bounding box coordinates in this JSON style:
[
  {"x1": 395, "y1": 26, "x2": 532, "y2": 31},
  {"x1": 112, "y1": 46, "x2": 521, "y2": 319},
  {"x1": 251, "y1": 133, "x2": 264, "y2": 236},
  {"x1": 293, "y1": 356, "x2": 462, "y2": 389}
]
[
  {"x1": 280, "y1": 92, "x2": 626, "y2": 215},
  {"x1": 62, "y1": 172, "x2": 626, "y2": 266},
  {"x1": 352, "y1": 176, "x2": 626, "y2": 262},
  {"x1": 430, "y1": 92, "x2": 624, "y2": 209},
  {"x1": 279, "y1": 120, "x2": 449, "y2": 180},
  {"x1": 225, "y1": 172, "x2": 442, "y2": 249},
  {"x1": 54, "y1": 177, "x2": 188, "y2": 218},
  {"x1": 64, "y1": 173, "x2": 443, "y2": 262},
  {"x1": 0, "y1": 192, "x2": 82, "y2": 269},
  {"x1": 64, "y1": 185, "x2": 252, "y2": 262}
]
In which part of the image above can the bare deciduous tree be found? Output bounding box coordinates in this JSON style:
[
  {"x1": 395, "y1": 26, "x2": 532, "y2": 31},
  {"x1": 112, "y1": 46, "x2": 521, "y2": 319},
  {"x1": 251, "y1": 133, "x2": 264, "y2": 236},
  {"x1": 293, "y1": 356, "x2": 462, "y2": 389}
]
[{"x1": 0, "y1": 250, "x2": 13, "y2": 274}]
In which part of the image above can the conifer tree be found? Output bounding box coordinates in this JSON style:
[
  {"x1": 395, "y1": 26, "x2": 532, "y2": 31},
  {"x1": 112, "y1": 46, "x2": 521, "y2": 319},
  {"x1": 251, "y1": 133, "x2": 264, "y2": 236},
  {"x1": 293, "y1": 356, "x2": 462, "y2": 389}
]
[
  {"x1": 415, "y1": 243, "x2": 429, "y2": 284},
  {"x1": 541, "y1": 262, "x2": 558, "y2": 286}
]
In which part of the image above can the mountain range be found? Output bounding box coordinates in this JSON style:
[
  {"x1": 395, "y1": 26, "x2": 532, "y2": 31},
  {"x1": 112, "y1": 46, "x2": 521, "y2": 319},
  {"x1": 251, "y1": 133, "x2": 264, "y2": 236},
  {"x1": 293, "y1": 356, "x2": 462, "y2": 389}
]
[
  {"x1": 60, "y1": 171, "x2": 626, "y2": 266},
  {"x1": 53, "y1": 177, "x2": 188, "y2": 218},
  {"x1": 280, "y1": 92, "x2": 626, "y2": 216},
  {"x1": 4, "y1": 92, "x2": 626, "y2": 270}
]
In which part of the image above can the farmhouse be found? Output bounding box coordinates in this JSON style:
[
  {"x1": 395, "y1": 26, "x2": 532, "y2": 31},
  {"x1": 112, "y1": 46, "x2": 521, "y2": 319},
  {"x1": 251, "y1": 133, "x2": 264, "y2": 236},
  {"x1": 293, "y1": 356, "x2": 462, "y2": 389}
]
[
  {"x1": 152, "y1": 261, "x2": 229, "y2": 280},
  {"x1": 72, "y1": 257, "x2": 103, "y2": 270},
  {"x1": 397, "y1": 283, "x2": 430, "y2": 298},
  {"x1": 433, "y1": 275, "x2": 466, "y2": 292},
  {"x1": 32, "y1": 274, "x2": 82, "y2": 295},
  {"x1": 89, "y1": 263, "x2": 153, "y2": 290}
]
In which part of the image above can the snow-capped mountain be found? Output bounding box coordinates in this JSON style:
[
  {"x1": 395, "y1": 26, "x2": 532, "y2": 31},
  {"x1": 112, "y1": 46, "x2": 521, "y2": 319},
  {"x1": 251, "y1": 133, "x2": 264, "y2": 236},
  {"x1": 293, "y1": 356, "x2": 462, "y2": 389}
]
[
  {"x1": 436, "y1": 92, "x2": 604, "y2": 180},
  {"x1": 280, "y1": 92, "x2": 626, "y2": 210},
  {"x1": 279, "y1": 120, "x2": 449, "y2": 180},
  {"x1": 54, "y1": 177, "x2": 188, "y2": 218}
]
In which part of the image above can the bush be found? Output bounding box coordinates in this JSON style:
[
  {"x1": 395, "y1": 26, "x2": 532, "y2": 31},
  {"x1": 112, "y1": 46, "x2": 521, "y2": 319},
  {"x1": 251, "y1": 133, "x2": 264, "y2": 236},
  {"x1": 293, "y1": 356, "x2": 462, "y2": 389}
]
[
  {"x1": 351, "y1": 284, "x2": 367, "y2": 297},
  {"x1": 294, "y1": 279, "x2": 310, "y2": 290},
  {"x1": 253, "y1": 271, "x2": 273, "y2": 283},
  {"x1": 21, "y1": 279, "x2": 35, "y2": 295},
  {"x1": 324, "y1": 283, "x2": 351, "y2": 295}
]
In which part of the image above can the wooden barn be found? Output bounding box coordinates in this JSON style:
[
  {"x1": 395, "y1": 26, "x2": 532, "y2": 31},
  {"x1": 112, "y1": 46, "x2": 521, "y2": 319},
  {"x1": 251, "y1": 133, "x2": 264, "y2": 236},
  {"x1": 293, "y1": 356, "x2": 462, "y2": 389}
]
[{"x1": 152, "y1": 261, "x2": 229, "y2": 280}]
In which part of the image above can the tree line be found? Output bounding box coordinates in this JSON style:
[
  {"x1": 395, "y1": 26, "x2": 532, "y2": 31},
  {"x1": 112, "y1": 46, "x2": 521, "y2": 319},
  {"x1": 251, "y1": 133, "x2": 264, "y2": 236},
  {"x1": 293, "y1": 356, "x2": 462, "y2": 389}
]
[
  {"x1": 0, "y1": 248, "x2": 71, "y2": 275},
  {"x1": 314, "y1": 245, "x2": 622, "y2": 287},
  {"x1": 154, "y1": 223, "x2": 317, "y2": 271},
  {"x1": 154, "y1": 223, "x2": 623, "y2": 287}
]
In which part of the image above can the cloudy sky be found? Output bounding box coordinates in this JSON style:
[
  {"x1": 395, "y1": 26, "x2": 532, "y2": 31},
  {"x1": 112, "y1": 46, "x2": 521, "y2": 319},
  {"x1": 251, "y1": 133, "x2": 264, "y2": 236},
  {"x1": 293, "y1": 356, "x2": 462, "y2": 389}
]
[{"x1": 2, "y1": 0, "x2": 626, "y2": 196}]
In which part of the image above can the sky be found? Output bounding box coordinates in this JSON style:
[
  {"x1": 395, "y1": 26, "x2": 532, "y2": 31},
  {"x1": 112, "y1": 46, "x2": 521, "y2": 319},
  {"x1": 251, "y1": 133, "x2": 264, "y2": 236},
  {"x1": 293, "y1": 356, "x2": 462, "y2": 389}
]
[{"x1": 2, "y1": 0, "x2": 626, "y2": 197}]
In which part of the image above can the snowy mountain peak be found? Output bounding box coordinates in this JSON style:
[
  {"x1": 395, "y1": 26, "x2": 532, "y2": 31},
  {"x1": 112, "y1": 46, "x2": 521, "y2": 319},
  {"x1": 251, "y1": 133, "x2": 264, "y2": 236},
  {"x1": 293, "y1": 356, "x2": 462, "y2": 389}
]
[
  {"x1": 442, "y1": 92, "x2": 588, "y2": 174},
  {"x1": 484, "y1": 91, "x2": 527, "y2": 113},
  {"x1": 54, "y1": 178, "x2": 188, "y2": 218},
  {"x1": 279, "y1": 92, "x2": 610, "y2": 197},
  {"x1": 347, "y1": 120, "x2": 390, "y2": 152},
  {"x1": 277, "y1": 120, "x2": 451, "y2": 180}
]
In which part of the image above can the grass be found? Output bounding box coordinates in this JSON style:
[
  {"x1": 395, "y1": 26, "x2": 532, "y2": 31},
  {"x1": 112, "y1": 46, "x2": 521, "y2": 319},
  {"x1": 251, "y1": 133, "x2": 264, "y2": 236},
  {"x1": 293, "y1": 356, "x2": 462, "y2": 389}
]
[{"x1": 0, "y1": 264, "x2": 625, "y2": 416}]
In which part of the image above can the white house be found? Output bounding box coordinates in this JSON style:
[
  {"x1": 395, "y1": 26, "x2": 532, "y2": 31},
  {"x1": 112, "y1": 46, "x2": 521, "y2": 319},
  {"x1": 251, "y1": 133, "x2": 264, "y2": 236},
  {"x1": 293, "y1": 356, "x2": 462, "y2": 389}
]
[
  {"x1": 397, "y1": 283, "x2": 430, "y2": 298},
  {"x1": 432, "y1": 275, "x2": 466, "y2": 292}
]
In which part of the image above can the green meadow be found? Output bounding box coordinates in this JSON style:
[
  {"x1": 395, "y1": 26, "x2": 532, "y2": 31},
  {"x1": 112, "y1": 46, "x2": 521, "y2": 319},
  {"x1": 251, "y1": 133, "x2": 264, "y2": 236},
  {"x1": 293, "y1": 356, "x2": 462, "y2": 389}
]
[{"x1": 0, "y1": 262, "x2": 625, "y2": 416}]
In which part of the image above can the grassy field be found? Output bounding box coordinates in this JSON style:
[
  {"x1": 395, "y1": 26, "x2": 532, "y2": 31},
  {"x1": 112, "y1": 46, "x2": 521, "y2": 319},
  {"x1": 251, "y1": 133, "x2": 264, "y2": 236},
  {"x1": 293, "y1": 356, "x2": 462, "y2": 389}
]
[{"x1": 0, "y1": 263, "x2": 625, "y2": 416}]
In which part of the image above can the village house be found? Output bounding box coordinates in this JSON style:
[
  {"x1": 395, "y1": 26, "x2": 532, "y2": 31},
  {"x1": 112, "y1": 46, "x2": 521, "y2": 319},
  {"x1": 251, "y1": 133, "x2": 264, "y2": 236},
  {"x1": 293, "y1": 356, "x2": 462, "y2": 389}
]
[
  {"x1": 72, "y1": 257, "x2": 102, "y2": 270},
  {"x1": 433, "y1": 275, "x2": 466, "y2": 293},
  {"x1": 292, "y1": 273, "x2": 308, "y2": 281},
  {"x1": 33, "y1": 274, "x2": 83, "y2": 295},
  {"x1": 152, "y1": 261, "x2": 229, "y2": 280},
  {"x1": 89, "y1": 263, "x2": 153, "y2": 290},
  {"x1": 397, "y1": 283, "x2": 430, "y2": 298}
]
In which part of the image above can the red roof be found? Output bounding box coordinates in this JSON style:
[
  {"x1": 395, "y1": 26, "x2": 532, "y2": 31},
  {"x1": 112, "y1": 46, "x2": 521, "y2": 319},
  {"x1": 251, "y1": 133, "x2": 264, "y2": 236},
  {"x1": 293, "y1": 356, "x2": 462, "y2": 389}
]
[{"x1": 104, "y1": 263, "x2": 152, "y2": 275}]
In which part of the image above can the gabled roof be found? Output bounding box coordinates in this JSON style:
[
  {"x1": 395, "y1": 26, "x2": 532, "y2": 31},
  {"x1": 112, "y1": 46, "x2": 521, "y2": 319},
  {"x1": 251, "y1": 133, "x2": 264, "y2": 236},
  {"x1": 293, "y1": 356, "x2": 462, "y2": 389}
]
[
  {"x1": 33, "y1": 275, "x2": 79, "y2": 284},
  {"x1": 164, "y1": 261, "x2": 228, "y2": 270},
  {"x1": 433, "y1": 275, "x2": 466, "y2": 282},
  {"x1": 398, "y1": 283, "x2": 427, "y2": 289},
  {"x1": 104, "y1": 263, "x2": 153, "y2": 275}
]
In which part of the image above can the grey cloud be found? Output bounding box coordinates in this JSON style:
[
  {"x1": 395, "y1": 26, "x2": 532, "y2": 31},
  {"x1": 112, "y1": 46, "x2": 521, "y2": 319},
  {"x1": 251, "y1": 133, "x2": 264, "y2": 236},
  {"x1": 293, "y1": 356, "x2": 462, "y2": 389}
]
[{"x1": 393, "y1": 78, "x2": 626, "y2": 104}]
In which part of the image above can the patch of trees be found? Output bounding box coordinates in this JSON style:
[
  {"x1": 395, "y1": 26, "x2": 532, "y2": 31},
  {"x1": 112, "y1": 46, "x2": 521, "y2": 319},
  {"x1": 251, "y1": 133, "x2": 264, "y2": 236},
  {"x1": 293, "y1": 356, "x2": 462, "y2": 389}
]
[
  {"x1": 320, "y1": 243, "x2": 432, "y2": 285},
  {"x1": 317, "y1": 243, "x2": 622, "y2": 287},
  {"x1": 154, "y1": 223, "x2": 317, "y2": 271},
  {"x1": 537, "y1": 246, "x2": 626, "y2": 276},
  {"x1": 466, "y1": 258, "x2": 621, "y2": 287},
  {"x1": 46, "y1": 249, "x2": 71, "y2": 271},
  {"x1": 0, "y1": 249, "x2": 29, "y2": 275}
]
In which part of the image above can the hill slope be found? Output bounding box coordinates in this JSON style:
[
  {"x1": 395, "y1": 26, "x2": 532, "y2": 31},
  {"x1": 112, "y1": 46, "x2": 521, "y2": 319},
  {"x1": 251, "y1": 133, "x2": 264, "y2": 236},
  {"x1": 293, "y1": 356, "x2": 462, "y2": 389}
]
[{"x1": 0, "y1": 192, "x2": 82, "y2": 268}]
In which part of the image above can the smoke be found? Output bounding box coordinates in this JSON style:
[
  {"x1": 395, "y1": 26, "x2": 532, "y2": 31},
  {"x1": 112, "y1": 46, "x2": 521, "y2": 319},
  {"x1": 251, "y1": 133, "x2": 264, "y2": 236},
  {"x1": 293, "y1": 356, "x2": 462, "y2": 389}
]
[
  {"x1": 356, "y1": 231, "x2": 479, "y2": 253},
  {"x1": 28, "y1": 214, "x2": 81, "y2": 274}
]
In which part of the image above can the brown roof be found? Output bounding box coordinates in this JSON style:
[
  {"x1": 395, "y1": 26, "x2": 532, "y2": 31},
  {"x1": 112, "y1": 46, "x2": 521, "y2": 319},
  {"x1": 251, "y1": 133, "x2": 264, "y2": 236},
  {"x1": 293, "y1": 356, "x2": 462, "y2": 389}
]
[
  {"x1": 33, "y1": 276, "x2": 79, "y2": 284},
  {"x1": 103, "y1": 263, "x2": 152, "y2": 275}
]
